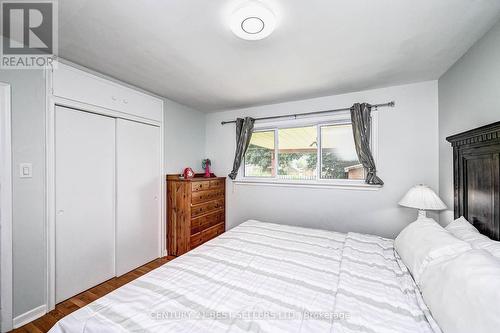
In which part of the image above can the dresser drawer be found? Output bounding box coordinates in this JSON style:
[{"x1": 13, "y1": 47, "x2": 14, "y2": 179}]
[
  {"x1": 214, "y1": 223, "x2": 225, "y2": 235},
  {"x1": 191, "y1": 188, "x2": 224, "y2": 205},
  {"x1": 191, "y1": 210, "x2": 224, "y2": 234},
  {"x1": 190, "y1": 233, "x2": 203, "y2": 249},
  {"x1": 191, "y1": 181, "x2": 210, "y2": 192},
  {"x1": 191, "y1": 199, "x2": 224, "y2": 218},
  {"x1": 209, "y1": 179, "x2": 224, "y2": 188},
  {"x1": 190, "y1": 222, "x2": 225, "y2": 249},
  {"x1": 201, "y1": 222, "x2": 225, "y2": 242}
]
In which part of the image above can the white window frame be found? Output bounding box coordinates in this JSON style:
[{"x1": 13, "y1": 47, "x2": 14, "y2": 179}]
[{"x1": 235, "y1": 111, "x2": 380, "y2": 190}]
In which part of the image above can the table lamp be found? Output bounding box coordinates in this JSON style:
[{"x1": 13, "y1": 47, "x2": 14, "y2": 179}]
[{"x1": 398, "y1": 184, "x2": 446, "y2": 220}]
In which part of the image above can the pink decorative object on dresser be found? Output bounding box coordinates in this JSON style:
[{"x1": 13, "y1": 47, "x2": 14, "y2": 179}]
[{"x1": 202, "y1": 158, "x2": 212, "y2": 178}]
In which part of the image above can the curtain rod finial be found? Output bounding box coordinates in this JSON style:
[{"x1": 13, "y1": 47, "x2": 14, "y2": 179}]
[{"x1": 389, "y1": 101, "x2": 395, "y2": 107}]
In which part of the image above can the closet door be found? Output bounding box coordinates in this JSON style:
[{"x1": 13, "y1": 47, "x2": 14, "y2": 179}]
[
  {"x1": 55, "y1": 106, "x2": 115, "y2": 303},
  {"x1": 116, "y1": 119, "x2": 161, "y2": 276}
]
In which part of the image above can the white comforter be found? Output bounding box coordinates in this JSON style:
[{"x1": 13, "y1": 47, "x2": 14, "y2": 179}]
[{"x1": 49, "y1": 220, "x2": 441, "y2": 333}]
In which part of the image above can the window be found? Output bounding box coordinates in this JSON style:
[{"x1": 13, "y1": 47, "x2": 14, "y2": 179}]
[
  {"x1": 320, "y1": 124, "x2": 364, "y2": 180},
  {"x1": 278, "y1": 126, "x2": 317, "y2": 180},
  {"x1": 242, "y1": 116, "x2": 375, "y2": 185},
  {"x1": 244, "y1": 130, "x2": 275, "y2": 177}
]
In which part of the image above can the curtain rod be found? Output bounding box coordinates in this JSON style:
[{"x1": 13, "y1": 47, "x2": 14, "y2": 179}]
[{"x1": 220, "y1": 101, "x2": 395, "y2": 125}]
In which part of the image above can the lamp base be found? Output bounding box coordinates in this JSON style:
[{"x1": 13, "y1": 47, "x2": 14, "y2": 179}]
[{"x1": 417, "y1": 210, "x2": 427, "y2": 219}]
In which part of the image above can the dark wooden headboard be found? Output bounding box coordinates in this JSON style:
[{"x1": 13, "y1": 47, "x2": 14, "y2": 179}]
[{"x1": 447, "y1": 121, "x2": 500, "y2": 241}]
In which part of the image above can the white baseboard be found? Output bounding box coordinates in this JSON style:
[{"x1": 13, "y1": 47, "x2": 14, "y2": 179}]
[{"x1": 13, "y1": 304, "x2": 47, "y2": 328}]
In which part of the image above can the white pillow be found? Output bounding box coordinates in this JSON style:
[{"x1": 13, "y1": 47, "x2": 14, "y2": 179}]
[
  {"x1": 394, "y1": 218, "x2": 471, "y2": 284},
  {"x1": 446, "y1": 216, "x2": 500, "y2": 259},
  {"x1": 420, "y1": 250, "x2": 500, "y2": 333},
  {"x1": 445, "y1": 216, "x2": 479, "y2": 236},
  {"x1": 472, "y1": 238, "x2": 500, "y2": 258}
]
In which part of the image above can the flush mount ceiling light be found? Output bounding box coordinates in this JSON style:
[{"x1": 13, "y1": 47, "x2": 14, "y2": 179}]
[{"x1": 230, "y1": 2, "x2": 276, "y2": 40}]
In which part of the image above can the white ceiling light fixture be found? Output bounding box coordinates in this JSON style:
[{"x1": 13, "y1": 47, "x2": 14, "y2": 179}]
[{"x1": 230, "y1": 2, "x2": 276, "y2": 40}]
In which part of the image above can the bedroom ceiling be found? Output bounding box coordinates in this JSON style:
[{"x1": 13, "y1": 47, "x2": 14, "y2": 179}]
[{"x1": 58, "y1": 0, "x2": 500, "y2": 111}]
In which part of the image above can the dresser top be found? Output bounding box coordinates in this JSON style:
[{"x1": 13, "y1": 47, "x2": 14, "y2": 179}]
[{"x1": 166, "y1": 174, "x2": 226, "y2": 182}]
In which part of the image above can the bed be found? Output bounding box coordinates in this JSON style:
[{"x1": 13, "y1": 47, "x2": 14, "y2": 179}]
[
  {"x1": 49, "y1": 121, "x2": 500, "y2": 333},
  {"x1": 49, "y1": 220, "x2": 440, "y2": 333}
]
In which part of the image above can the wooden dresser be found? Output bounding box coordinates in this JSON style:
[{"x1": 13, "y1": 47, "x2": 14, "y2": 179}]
[{"x1": 167, "y1": 174, "x2": 226, "y2": 256}]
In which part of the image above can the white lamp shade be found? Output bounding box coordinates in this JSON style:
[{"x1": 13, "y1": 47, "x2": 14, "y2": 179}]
[{"x1": 398, "y1": 184, "x2": 447, "y2": 211}]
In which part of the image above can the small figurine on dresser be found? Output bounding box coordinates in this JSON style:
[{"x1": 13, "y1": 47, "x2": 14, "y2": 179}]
[
  {"x1": 183, "y1": 167, "x2": 195, "y2": 179},
  {"x1": 202, "y1": 158, "x2": 212, "y2": 178}
]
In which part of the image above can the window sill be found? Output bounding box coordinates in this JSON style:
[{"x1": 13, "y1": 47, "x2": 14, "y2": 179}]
[{"x1": 232, "y1": 179, "x2": 382, "y2": 191}]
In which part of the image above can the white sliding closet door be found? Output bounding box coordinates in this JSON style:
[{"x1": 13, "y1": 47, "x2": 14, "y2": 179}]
[
  {"x1": 116, "y1": 119, "x2": 161, "y2": 276},
  {"x1": 55, "y1": 106, "x2": 116, "y2": 303}
]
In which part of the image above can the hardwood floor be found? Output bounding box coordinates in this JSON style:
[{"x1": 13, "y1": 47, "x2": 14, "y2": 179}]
[{"x1": 11, "y1": 256, "x2": 174, "y2": 333}]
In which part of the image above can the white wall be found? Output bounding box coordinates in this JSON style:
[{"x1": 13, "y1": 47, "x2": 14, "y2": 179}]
[
  {"x1": 206, "y1": 81, "x2": 439, "y2": 238},
  {"x1": 164, "y1": 100, "x2": 206, "y2": 174},
  {"x1": 438, "y1": 19, "x2": 500, "y2": 223},
  {"x1": 0, "y1": 69, "x2": 47, "y2": 317}
]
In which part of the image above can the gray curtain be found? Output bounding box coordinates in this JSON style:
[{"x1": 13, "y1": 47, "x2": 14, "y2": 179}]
[
  {"x1": 350, "y1": 103, "x2": 384, "y2": 185},
  {"x1": 228, "y1": 117, "x2": 255, "y2": 180}
]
